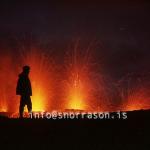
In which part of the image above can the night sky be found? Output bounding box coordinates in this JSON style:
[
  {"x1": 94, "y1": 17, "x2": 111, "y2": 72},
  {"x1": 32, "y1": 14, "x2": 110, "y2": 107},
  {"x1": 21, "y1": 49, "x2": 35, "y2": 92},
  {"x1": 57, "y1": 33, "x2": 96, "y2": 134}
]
[{"x1": 0, "y1": 1, "x2": 150, "y2": 79}]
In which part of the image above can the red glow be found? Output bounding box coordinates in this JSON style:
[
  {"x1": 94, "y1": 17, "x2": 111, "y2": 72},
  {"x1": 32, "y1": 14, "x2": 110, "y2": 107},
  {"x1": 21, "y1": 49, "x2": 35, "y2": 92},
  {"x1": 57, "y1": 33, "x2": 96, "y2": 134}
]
[
  {"x1": 65, "y1": 73, "x2": 87, "y2": 110},
  {"x1": 122, "y1": 87, "x2": 150, "y2": 111},
  {"x1": 0, "y1": 44, "x2": 150, "y2": 117}
]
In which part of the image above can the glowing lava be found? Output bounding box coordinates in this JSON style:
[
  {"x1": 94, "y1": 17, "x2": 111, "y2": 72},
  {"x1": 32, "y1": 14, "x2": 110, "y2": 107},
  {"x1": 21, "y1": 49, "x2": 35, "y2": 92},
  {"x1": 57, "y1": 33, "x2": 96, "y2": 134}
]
[
  {"x1": 31, "y1": 86, "x2": 45, "y2": 111},
  {"x1": 1, "y1": 42, "x2": 150, "y2": 117},
  {"x1": 63, "y1": 41, "x2": 94, "y2": 111},
  {"x1": 0, "y1": 106, "x2": 7, "y2": 112},
  {"x1": 67, "y1": 74, "x2": 87, "y2": 110},
  {"x1": 123, "y1": 88, "x2": 150, "y2": 111}
]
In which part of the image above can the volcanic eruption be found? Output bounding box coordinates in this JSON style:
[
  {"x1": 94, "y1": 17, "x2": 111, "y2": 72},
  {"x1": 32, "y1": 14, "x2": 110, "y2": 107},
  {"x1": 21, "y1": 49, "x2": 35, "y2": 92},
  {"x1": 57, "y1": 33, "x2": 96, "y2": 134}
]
[{"x1": 0, "y1": 40, "x2": 150, "y2": 118}]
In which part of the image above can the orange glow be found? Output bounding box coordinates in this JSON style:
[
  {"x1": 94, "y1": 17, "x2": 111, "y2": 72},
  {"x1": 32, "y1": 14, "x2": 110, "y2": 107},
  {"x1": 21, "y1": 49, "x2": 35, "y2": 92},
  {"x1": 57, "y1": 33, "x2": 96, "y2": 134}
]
[
  {"x1": 0, "y1": 106, "x2": 7, "y2": 112},
  {"x1": 126, "y1": 102, "x2": 146, "y2": 111},
  {"x1": 0, "y1": 43, "x2": 113, "y2": 115},
  {"x1": 66, "y1": 74, "x2": 87, "y2": 110},
  {"x1": 1, "y1": 44, "x2": 150, "y2": 116},
  {"x1": 31, "y1": 86, "x2": 45, "y2": 111},
  {"x1": 30, "y1": 72, "x2": 50, "y2": 112},
  {"x1": 63, "y1": 42, "x2": 93, "y2": 111},
  {"x1": 125, "y1": 99, "x2": 150, "y2": 111},
  {"x1": 0, "y1": 98, "x2": 8, "y2": 112},
  {"x1": 123, "y1": 88, "x2": 150, "y2": 111}
]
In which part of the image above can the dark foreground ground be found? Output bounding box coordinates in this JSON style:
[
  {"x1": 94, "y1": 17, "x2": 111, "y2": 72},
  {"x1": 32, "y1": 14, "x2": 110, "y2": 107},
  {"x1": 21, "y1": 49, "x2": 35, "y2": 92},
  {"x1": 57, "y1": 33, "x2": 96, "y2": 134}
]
[{"x1": 0, "y1": 110, "x2": 150, "y2": 150}]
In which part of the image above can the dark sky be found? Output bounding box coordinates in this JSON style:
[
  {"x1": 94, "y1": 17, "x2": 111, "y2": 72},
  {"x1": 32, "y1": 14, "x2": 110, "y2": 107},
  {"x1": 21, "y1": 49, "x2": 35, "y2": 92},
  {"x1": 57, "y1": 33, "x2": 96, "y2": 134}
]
[{"x1": 0, "y1": 1, "x2": 150, "y2": 78}]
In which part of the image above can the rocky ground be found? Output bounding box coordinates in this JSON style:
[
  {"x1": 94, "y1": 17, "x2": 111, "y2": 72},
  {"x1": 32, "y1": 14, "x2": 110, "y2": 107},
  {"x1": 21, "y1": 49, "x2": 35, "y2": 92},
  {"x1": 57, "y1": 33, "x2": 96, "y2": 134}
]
[{"x1": 0, "y1": 110, "x2": 150, "y2": 150}]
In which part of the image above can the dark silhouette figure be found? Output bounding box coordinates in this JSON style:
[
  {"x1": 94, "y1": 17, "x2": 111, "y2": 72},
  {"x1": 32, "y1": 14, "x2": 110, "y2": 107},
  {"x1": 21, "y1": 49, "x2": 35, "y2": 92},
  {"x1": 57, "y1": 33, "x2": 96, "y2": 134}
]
[{"x1": 16, "y1": 66, "x2": 32, "y2": 118}]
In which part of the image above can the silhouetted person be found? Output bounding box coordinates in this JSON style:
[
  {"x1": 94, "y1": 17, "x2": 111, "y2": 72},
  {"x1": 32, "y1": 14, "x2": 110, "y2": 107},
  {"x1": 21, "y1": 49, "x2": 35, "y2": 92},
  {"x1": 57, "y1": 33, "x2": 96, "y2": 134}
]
[{"x1": 16, "y1": 66, "x2": 32, "y2": 118}]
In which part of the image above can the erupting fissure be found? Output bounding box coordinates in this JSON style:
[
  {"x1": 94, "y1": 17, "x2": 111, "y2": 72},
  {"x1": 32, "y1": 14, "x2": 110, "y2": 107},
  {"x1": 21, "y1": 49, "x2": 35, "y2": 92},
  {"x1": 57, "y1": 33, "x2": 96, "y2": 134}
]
[{"x1": 0, "y1": 43, "x2": 150, "y2": 117}]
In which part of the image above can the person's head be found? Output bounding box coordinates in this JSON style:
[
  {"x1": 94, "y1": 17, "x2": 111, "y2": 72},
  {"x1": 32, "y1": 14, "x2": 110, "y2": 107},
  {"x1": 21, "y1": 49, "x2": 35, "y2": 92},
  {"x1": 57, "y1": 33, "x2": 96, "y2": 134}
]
[{"x1": 22, "y1": 65, "x2": 30, "y2": 75}]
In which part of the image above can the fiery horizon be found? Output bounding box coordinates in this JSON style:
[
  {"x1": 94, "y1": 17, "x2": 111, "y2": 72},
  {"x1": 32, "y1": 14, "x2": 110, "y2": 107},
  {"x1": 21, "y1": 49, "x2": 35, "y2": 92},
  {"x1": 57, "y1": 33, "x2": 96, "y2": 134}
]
[{"x1": 0, "y1": 42, "x2": 150, "y2": 114}]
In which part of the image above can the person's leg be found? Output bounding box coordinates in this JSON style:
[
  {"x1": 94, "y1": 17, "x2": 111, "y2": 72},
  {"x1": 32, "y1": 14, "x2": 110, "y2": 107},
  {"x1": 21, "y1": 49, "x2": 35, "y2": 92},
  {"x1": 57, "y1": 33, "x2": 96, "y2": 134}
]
[
  {"x1": 19, "y1": 96, "x2": 25, "y2": 118},
  {"x1": 27, "y1": 96, "x2": 32, "y2": 113}
]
